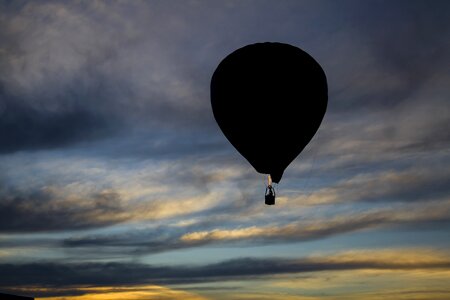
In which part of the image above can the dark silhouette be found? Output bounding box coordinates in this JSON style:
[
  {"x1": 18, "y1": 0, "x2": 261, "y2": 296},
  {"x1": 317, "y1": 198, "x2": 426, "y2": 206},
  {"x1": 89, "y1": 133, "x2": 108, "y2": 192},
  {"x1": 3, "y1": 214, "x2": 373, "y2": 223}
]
[
  {"x1": 265, "y1": 185, "x2": 276, "y2": 205},
  {"x1": 0, "y1": 293, "x2": 33, "y2": 300},
  {"x1": 210, "y1": 42, "x2": 327, "y2": 197}
]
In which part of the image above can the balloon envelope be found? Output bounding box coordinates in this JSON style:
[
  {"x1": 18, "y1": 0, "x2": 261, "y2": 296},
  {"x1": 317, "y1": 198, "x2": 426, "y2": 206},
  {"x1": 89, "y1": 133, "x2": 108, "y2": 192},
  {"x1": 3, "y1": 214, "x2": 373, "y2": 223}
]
[{"x1": 210, "y1": 42, "x2": 327, "y2": 183}]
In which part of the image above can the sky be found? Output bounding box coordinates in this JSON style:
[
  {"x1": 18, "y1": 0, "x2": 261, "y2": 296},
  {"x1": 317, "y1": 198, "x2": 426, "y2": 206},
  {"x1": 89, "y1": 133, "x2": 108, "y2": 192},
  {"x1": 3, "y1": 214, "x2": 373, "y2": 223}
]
[{"x1": 0, "y1": 0, "x2": 449, "y2": 299}]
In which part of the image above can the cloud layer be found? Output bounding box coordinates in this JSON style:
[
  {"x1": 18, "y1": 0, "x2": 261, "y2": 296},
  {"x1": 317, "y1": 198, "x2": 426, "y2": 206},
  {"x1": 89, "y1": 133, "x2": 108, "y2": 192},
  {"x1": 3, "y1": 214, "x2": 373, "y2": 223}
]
[{"x1": 1, "y1": 1, "x2": 449, "y2": 299}]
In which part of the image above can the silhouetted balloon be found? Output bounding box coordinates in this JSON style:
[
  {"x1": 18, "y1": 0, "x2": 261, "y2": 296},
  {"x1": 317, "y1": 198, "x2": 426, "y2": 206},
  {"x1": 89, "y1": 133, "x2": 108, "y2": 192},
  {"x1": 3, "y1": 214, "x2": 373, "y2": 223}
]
[{"x1": 211, "y1": 42, "x2": 327, "y2": 183}]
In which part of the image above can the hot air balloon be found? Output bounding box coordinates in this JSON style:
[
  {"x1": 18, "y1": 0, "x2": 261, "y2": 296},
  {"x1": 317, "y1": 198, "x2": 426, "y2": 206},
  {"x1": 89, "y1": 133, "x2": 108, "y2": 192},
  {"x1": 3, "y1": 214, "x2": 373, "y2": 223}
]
[{"x1": 210, "y1": 42, "x2": 327, "y2": 204}]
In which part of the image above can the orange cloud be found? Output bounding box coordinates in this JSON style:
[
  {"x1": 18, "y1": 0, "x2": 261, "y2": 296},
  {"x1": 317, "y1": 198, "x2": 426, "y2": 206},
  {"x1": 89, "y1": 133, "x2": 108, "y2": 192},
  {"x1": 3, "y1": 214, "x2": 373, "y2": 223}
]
[{"x1": 36, "y1": 285, "x2": 209, "y2": 300}]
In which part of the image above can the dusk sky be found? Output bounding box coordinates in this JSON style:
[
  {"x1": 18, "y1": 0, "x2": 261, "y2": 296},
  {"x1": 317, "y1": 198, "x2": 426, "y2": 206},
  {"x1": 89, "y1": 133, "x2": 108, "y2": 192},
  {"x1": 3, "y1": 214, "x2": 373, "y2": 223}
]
[{"x1": 1, "y1": 1, "x2": 450, "y2": 299}]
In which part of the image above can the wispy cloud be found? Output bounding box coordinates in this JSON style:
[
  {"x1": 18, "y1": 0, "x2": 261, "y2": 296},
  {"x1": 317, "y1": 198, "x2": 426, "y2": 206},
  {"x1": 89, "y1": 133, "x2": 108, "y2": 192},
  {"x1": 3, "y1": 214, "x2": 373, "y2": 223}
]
[
  {"x1": 180, "y1": 202, "x2": 450, "y2": 245},
  {"x1": 283, "y1": 167, "x2": 450, "y2": 205},
  {"x1": 59, "y1": 199, "x2": 450, "y2": 257}
]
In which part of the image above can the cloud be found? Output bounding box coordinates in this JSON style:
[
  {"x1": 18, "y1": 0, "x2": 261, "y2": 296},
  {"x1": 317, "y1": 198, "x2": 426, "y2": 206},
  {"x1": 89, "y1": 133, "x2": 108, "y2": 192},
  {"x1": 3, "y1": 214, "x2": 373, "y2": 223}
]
[
  {"x1": 61, "y1": 200, "x2": 450, "y2": 256},
  {"x1": 267, "y1": 267, "x2": 450, "y2": 300},
  {"x1": 0, "y1": 89, "x2": 119, "y2": 153},
  {"x1": 322, "y1": 0, "x2": 450, "y2": 114},
  {"x1": 294, "y1": 1, "x2": 450, "y2": 180},
  {"x1": 0, "y1": 187, "x2": 128, "y2": 232},
  {"x1": 0, "y1": 181, "x2": 225, "y2": 233},
  {"x1": 0, "y1": 154, "x2": 243, "y2": 233},
  {"x1": 0, "y1": 1, "x2": 220, "y2": 153},
  {"x1": 0, "y1": 1, "x2": 449, "y2": 298},
  {"x1": 1, "y1": 248, "x2": 449, "y2": 297},
  {"x1": 0, "y1": 156, "x2": 251, "y2": 246},
  {"x1": 0, "y1": 2, "x2": 128, "y2": 153},
  {"x1": 4, "y1": 285, "x2": 209, "y2": 300},
  {"x1": 179, "y1": 203, "x2": 450, "y2": 245},
  {"x1": 285, "y1": 167, "x2": 450, "y2": 205}
]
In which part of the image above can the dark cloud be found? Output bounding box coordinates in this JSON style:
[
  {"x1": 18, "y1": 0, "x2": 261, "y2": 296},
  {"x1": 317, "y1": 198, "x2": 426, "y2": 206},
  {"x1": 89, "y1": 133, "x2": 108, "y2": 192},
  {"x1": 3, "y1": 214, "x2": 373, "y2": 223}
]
[
  {"x1": 299, "y1": 1, "x2": 450, "y2": 182},
  {"x1": 0, "y1": 3, "x2": 128, "y2": 153},
  {"x1": 0, "y1": 87, "x2": 119, "y2": 153},
  {"x1": 1, "y1": 0, "x2": 447, "y2": 166},
  {"x1": 0, "y1": 1, "x2": 218, "y2": 153},
  {"x1": 325, "y1": 0, "x2": 450, "y2": 113},
  {"x1": 91, "y1": 130, "x2": 231, "y2": 164},
  {"x1": 0, "y1": 187, "x2": 127, "y2": 232},
  {"x1": 1, "y1": 254, "x2": 450, "y2": 297}
]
